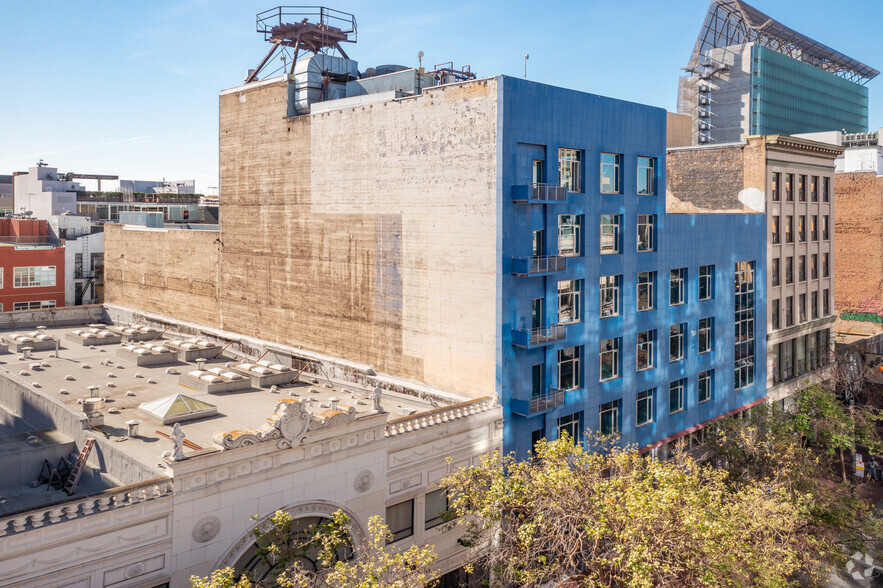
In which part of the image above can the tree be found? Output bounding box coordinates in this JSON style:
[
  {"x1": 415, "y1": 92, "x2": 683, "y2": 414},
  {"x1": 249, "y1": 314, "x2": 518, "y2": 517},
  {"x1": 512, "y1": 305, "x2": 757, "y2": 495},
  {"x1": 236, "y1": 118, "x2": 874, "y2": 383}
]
[
  {"x1": 702, "y1": 402, "x2": 882, "y2": 565},
  {"x1": 441, "y1": 434, "x2": 837, "y2": 588},
  {"x1": 190, "y1": 510, "x2": 438, "y2": 588},
  {"x1": 793, "y1": 382, "x2": 882, "y2": 482}
]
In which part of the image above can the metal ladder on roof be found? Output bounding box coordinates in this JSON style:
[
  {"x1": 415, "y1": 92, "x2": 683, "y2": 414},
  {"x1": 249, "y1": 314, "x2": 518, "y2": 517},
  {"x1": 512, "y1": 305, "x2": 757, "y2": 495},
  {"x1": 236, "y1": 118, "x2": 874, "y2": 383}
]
[{"x1": 63, "y1": 438, "x2": 95, "y2": 495}]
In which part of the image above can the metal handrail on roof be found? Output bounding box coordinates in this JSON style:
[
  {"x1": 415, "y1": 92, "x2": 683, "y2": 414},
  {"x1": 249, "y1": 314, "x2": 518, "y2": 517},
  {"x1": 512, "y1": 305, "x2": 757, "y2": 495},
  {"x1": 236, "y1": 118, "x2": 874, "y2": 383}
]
[{"x1": 686, "y1": 0, "x2": 878, "y2": 84}]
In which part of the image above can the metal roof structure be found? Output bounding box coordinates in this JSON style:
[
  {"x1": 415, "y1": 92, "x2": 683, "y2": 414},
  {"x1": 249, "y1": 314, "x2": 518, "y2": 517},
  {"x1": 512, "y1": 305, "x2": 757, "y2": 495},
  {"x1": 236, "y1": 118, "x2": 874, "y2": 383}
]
[
  {"x1": 139, "y1": 393, "x2": 218, "y2": 425},
  {"x1": 686, "y1": 0, "x2": 878, "y2": 84}
]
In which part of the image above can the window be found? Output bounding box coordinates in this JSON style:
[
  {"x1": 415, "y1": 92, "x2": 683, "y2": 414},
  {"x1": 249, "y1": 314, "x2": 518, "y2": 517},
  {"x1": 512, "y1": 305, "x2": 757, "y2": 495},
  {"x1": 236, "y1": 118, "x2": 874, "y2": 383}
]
[
  {"x1": 811, "y1": 215, "x2": 818, "y2": 241},
  {"x1": 822, "y1": 177, "x2": 829, "y2": 202},
  {"x1": 559, "y1": 148, "x2": 581, "y2": 192},
  {"x1": 599, "y1": 400, "x2": 620, "y2": 435},
  {"x1": 798, "y1": 215, "x2": 805, "y2": 242},
  {"x1": 822, "y1": 215, "x2": 829, "y2": 240},
  {"x1": 531, "y1": 364, "x2": 543, "y2": 398},
  {"x1": 558, "y1": 280, "x2": 581, "y2": 324},
  {"x1": 669, "y1": 379, "x2": 685, "y2": 414},
  {"x1": 558, "y1": 346, "x2": 581, "y2": 390},
  {"x1": 531, "y1": 428, "x2": 545, "y2": 453},
  {"x1": 13, "y1": 300, "x2": 56, "y2": 310},
  {"x1": 532, "y1": 159, "x2": 545, "y2": 184},
  {"x1": 13, "y1": 266, "x2": 56, "y2": 288},
  {"x1": 600, "y1": 152, "x2": 621, "y2": 194},
  {"x1": 799, "y1": 293, "x2": 807, "y2": 323},
  {"x1": 822, "y1": 253, "x2": 829, "y2": 278},
  {"x1": 637, "y1": 214, "x2": 654, "y2": 252},
  {"x1": 425, "y1": 489, "x2": 450, "y2": 530},
  {"x1": 637, "y1": 330, "x2": 655, "y2": 371},
  {"x1": 532, "y1": 229, "x2": 544, "y2": 257},
  {"x1": 810, "y1": 176, "x2": 818, "y2": 202},
  {"x1": 798, "y1": 175, "x2": 806, "y2": 202},
  {"x1": 771, "y1": 172, "x2": 780, "y2": 201},
  {"x1": 637, "y1": 271, "x2": 654, "y2": 311},
  {"x1": 799, "y1": 255, "x2": 806, "y2": 282},
  {"x1": 558, "y1": 215, "x2": 582, "y2": 256},
  {"x1": 557, "y1": 411, "x2": 583, "y2": 443},
  {"x1": 698, "y1": 265, "x2": 713, "y2": 300},
  {"x1": 785, "y1": 257, "x2": 793, "y2": 284},
  {"x1": 698, "y1": 317, "x2": 712, "y2": 353},
  {"x1": 600, "y1": 337, "x2": 620, "y2": 381},
  {"x1": 785, "y1": 296, "x2": 794, "y2": 327},
  {"x1": 670, "y1": 324, "x2": 685, "y2": 361},
  {"x1": 785, "y1": 216, "x2": 793, "y2": 243},
  {"x1": 670, "y1": 268, "x2": 686, "y2": 306},
  {"x1": 637, "y1": 156, "x2": 656, "y2": 195},
  {"x1": 386, "y1": 500, "x2": 414, "y2": 542},
  {"x1": 734, "y1": 261, "x2": 755, "y2": 390},
  {"x1": 823, "y1": 289, "x2": 830, "y2": 316},
  {"x1": 771, "y1": 299, "x2": 780, "y2": 330},
  {"x1": 636, "y1": 389, "x2": 654, "y2": 426},
  {"x1": 811, "y1": 254, "x2": 818, "y2": 280},
  {"x1": 600, "y1": 214, "x2": 620, "y2": 254},
  {"x1": 600, "y1": 275, "x2": 620, "y2": 318},
  {"x1": 785, "y1": 173, "x2": 793, "y2": 201},
  {"x1": 811, "y1": 291, "x2": 819, "y2": 320},
  {"x1": 698, "y1": 370, "x2": 712, "y2": 403},
  {"x1": 771, "y1": 216, "x2": 780, "y2": 244},
  {"x1": 532, "y1": 298, "x2": 543, "y2": 330},
  {"x1": 771, "y1": 258, "x2": 780, "y2": 287}
]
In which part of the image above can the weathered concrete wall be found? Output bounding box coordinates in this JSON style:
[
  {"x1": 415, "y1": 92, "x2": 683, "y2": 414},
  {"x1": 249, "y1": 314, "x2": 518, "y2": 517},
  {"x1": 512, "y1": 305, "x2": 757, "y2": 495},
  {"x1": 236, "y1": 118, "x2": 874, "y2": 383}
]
[
  {"x1": 104, "y1": 225, "x2": 220, "y2": 328},
  {"x1": 667, "y1": 145, "x2": 750, "y2": 212},
  {"x1": 214, "y1": 78, "x2": 497, "y2": 397},
  {"x1": 834, "y1": 172, "x2": 883, "y2": 316}
]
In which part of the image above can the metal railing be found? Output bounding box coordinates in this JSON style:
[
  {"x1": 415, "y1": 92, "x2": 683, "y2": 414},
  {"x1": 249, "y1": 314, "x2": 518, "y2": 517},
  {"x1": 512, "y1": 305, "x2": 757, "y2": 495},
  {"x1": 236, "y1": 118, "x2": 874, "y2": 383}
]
[
  {"x1": 512, "y1": 388, "x2": 566, "y2": 416},
  {"x1": 512, "y1": 324, "x2": 566, "y2": 348},
  {"x1": 0, "y1": 236, "x2": 51, "y2": 245},
  {"x1": 511, "y1": 255, "x2": 566, "y2": 276},
  {"x1": 511, "y1": 183, "x2": 567, "y2": 203}
]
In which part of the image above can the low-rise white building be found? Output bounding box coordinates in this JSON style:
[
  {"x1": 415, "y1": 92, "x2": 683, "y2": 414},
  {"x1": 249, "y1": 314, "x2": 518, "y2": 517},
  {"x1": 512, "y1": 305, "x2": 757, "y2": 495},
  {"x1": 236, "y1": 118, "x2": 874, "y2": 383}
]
[{"x1": 0, "y1": 305, "x2": 501, "y2": 587}]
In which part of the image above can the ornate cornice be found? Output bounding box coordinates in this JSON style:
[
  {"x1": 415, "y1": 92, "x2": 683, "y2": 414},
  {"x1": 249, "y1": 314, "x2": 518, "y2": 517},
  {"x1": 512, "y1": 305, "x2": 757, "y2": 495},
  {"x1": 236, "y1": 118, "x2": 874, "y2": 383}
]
[{"x1": 212, "y1": 399, "x2": 357, "y2": 450}]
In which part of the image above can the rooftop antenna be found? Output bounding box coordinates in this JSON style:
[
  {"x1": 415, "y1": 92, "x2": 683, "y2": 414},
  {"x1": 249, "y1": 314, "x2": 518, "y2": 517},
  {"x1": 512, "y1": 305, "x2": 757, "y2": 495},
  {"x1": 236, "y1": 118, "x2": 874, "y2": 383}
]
[
  {"x1": 418, "y1": 51, "x2": 424, "y2": 70},
  {"x1": 524, "y1": 54, "x2": 529, "y2": 79}
]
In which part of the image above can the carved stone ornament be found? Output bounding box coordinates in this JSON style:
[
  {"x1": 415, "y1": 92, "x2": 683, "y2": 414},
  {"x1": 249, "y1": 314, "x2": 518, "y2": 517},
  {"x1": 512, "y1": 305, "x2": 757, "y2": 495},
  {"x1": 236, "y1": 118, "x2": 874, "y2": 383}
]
[
  {"x1": 354, "y1": 470, "x2": 373, "y2": 493},
  {"x1": 212, "y1": 398, "x2": 357, "y2": 450},
  {"x1": 192, "y1": 515, "x2": 222, "y2": 543},
  {"x1": 125, "y1": 563, "x2": 146, "y2": 579}
]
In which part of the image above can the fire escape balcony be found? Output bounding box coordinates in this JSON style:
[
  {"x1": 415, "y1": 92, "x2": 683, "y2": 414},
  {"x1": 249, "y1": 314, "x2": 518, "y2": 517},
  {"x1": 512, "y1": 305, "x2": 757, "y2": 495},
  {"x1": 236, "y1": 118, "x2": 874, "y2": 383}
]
[
  {"x1": 511, "y1": 183, "x2": 567, "y2": 204},
  {"x1": 511, "y1": 324, "x2": 567, "y2": 349},
  {"x1": 511, "y1": 388, "x2": 566, "y2": 417},
  {"x1": 510, "y1": 255, "x2": 566, "y2": 276}
]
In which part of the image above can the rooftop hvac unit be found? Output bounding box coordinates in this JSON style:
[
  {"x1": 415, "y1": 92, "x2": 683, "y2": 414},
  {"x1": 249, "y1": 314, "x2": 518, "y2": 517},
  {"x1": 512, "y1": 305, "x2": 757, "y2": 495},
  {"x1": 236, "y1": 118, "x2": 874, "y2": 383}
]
[
  {"x1": 699, "y1": 84, "x2": 710, "y2": 93},
  {"x1": 698, "y1": 95, "x2": 709, "y2": 105},
  {"x1": 698, "y1": 121, "x2": 710, "y2": 131},
  {"x1": 698, "y1": 108, "x2": 710, "y2": 119},
  {"x1": 698, "y1": 135, "x2": 709, "y2": 144}
]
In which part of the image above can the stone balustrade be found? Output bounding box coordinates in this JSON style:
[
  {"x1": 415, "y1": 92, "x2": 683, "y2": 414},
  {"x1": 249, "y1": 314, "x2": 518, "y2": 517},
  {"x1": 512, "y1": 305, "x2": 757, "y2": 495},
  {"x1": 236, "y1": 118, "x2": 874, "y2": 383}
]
[
  {"x1": 384, "y1": 397, "x2": 496, "y2": 437},
  {"x1": 0, "y1": 479, "x2": 173, "y2": 537}
]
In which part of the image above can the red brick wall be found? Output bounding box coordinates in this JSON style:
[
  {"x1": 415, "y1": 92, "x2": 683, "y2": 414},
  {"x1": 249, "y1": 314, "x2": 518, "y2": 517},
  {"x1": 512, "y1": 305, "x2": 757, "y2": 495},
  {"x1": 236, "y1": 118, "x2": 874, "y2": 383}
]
[
  {"x1": 0, "y1": 246, "x2": 65, "y2": 312},
  {"x1": 834, "y1": 173, "x2": 883, "y2": 314}
]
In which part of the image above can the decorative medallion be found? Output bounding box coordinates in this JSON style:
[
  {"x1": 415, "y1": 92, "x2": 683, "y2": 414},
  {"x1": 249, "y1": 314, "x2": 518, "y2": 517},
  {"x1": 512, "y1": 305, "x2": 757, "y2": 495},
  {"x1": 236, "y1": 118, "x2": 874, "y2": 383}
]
[
  {"x1": 192, "y1": 515, "x2": 222, "y2": 543},
  {"x1": 354, "y1": 470, "x2": 373, "y2": 493}
]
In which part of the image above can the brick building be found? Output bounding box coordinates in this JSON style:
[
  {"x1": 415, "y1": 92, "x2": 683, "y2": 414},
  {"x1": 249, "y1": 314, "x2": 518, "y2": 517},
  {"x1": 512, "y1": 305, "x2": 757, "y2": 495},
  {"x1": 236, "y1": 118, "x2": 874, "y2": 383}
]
[
  {"x1": 0, "y1": 219, "x2": 65, "y2": 312},
  {"x1": 668, "y1": 135, "x2": 842, "y2": 403}
]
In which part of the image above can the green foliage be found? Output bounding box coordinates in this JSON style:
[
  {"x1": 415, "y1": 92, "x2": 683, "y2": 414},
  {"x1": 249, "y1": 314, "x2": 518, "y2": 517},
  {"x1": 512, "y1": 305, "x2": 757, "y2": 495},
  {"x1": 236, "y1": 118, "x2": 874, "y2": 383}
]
[
  {"x1": 190, "y1": 510, "x2": 437, "y2": 588},
  {"x1": 794, "y1": 383, "x2": 883, "y2": 455},
  {"x1": 442, "y1": 433, "x2": 845, "y2": 588}
]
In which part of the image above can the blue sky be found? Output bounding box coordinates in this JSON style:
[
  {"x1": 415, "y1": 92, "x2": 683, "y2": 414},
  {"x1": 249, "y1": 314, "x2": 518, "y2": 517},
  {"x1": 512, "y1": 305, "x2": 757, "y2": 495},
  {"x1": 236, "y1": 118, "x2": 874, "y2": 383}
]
[{"x1": 1, "y1": 0, "x2": 880, "y2": 193}]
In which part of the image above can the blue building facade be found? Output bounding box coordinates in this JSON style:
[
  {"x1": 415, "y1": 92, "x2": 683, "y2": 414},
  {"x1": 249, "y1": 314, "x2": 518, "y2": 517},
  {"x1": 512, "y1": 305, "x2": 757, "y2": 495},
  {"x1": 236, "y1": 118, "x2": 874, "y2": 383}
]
[{"x1": 496, "y1": 76, "x2": 767, "y2": 457}]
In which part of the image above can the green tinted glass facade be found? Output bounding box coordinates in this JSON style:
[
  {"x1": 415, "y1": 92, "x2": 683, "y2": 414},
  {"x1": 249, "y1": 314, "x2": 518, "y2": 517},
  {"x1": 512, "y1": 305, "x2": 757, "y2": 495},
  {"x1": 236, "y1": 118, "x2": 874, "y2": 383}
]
[{"x1": 750, "y1": 45, "x2": 869, "y2": 135}]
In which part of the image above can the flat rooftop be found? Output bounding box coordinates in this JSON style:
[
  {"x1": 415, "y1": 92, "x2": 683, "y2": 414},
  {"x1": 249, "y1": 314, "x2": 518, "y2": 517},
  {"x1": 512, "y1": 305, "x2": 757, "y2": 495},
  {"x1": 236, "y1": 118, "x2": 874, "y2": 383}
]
[{"x1": 0, "y1": 323, "x2": 462, "y2": 473}]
